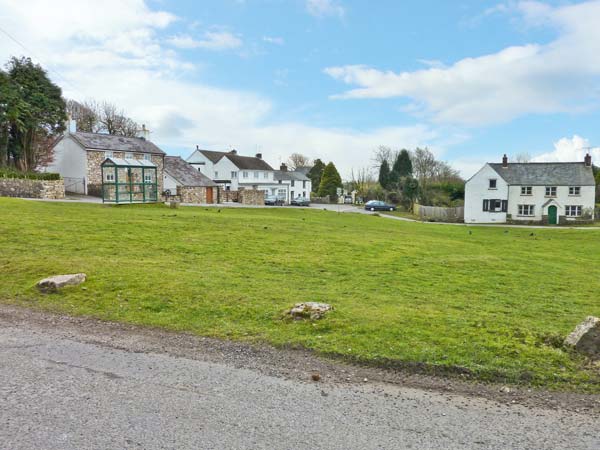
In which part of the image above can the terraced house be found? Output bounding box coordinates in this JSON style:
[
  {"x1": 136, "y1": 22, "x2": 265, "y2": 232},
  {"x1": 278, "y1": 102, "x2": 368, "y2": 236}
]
[
  {"x1": 465, "y1": 154, "x2": 596, "y2": 224},
  {"x1": 46, "y1": 127, "x2": 166, "y2": 196}
]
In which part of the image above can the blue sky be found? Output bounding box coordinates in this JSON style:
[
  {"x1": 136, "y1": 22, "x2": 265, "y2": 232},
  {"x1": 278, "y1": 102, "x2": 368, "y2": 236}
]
[{"x1": 2, "y1": 0, "x2": 600, "y2": 177}]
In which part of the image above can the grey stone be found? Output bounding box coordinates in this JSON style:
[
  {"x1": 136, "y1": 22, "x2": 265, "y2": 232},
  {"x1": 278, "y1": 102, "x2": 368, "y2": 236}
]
[
  {"x1": 290, "y1": 302, "x2": 332, "y2": 320},
  {"x1": 37, "y1": 273, "x2": 86, "y2": 292},
  {"x1": 564, "y1": 316, "x2": 600, "y2": 358}
]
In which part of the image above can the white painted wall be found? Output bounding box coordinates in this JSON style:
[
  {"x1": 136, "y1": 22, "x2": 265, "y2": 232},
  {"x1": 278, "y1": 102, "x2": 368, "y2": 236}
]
[
  {"x1": 277, "y1": 178, "x2": 312, "y2": 203},
  {"x1": 464, "y1": 164, "x2": 508, "y2": 223},
  {"x1": 213, "y1": 157, "x2": 240, "y2": 189},
  {"x1": 507, "y1": 185, "x2": 595, "y2": 222},
  {"x1": 163, "y1": 173, "x2": 179, "y2": 193},
  {"x1": 44, "y1": 135, "x2": 87, "y2": 193},
  {"x1": 187, "y1": 150, "x2": 215, "y2": 178}
]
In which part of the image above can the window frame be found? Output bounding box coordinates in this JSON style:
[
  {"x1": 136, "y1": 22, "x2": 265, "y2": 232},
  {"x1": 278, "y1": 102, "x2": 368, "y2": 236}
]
[
  {"x1": 243, "y1": 171, "x2": 249, "y2": 179},
  {"x1": 520, "y1": 186, "x2": 532, "y2": 195},
  {"x1": 545, "y1": 186, "x2": 557, "y2": 197},
  {"x1": 488, "y1": 179, "x2": 497, "y2": 189},
  {"x1": 565, "y1": 205, "x2": 582, "y2": 217},
  {"x1": 518, "y1": 204, "x2": 535, "y2": 216},
  {"x1": 125, "y1": 152, "x2": 134, "y2": 159},
  {"x1": 231, "y1": 171, "x2": 237, "y2": 179},
  {"x1": 144, "y1": 153, "x2": 152, "y2": 161},
  {"x1": 568, "y1": 186, "x2": 581, "y2": 196}
]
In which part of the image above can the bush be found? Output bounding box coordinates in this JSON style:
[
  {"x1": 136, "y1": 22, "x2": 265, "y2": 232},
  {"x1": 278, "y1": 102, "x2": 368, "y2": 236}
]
[{"x1": 0, "y1": 168, "x2": 61, "y2": 180}]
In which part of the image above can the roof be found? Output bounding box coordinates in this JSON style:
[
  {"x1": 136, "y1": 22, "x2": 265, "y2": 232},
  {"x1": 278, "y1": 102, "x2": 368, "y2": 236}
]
[
  {"x1": 294, "y1": 166, "x2": 312, "y2": 176},
  {"x1": 164, "y1": 156, "x2": 218, "y2": 187},
  {"x1": 101, "y1": 158, "x2": 157, "y2": 168},
  {"x1": 197, "y1": 149, "x2": 274, "y2": 171},
  {"x1": 69, "y1": 132, "x2": 166, "y2": 155},
  {"x1": 488, "y1": 162, "x2": 595, "y2": 186},
  {"x1": 273, "y1": 170, "x2": 310, "y2": 182}
]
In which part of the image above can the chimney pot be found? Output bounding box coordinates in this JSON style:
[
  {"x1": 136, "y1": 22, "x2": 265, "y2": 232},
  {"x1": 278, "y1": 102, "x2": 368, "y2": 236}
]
[
  {"x1": 502, "y1": 154, "x2": 508, "y2": 168},
  {"x1": 585, "y1": 153, "x2": 592, "y2": 167},
  {"x1": 255, "y1": 153, "x2": 262, "y2": 159},
  {"x1": 280, "y1": 163, "x2": 287, "y2": 171},
  {"x1": 196, "y1": 145, "x2": 199, "y2": 150}
]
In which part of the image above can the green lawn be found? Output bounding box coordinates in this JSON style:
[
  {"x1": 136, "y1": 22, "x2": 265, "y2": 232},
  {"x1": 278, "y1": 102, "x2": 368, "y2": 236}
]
[{"x1": 1, "y1": 198, "x2": 599, "y2": 391}]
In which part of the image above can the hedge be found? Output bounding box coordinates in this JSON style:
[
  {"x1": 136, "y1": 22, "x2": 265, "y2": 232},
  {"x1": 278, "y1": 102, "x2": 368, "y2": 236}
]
[{"x1": 0, "y1": 168, "x2": 61, "y2": 181}]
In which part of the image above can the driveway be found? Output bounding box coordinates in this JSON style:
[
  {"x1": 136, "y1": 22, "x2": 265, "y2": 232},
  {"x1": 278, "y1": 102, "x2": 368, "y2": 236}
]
[{"x1": 1, "y1": 306, "x2": 598, "y2": 450}]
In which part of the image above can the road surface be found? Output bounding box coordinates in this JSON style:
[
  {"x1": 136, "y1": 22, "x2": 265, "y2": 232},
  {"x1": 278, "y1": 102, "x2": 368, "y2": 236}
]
[{"x1": 0, "y1": 308, "x2": 598, "y2": 450}]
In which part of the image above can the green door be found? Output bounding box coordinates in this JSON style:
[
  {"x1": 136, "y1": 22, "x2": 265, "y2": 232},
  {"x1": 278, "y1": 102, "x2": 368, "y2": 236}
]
[{"x1": 548, "y1": 205, "x2": 558, "y2": 225}]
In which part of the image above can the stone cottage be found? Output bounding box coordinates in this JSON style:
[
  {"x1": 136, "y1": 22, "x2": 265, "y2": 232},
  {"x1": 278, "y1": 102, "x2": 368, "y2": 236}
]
[
  {"x1": 46, "y1": 129, "x2": 166, "y2": 196},
  {"x1": 163, "y1": 156, "x2": 220, "y2": 203}
]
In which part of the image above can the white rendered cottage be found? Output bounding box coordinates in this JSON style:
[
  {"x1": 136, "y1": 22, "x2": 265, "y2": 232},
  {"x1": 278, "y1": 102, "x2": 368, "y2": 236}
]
[
  {"x1": 273, "y1": 163, "x2": 312, "y2": 203},
  {"x1": 186, "y1": 148, "x2": 280, "y2": 194},
  {"x1": 465, "y1": 154, "x2": 596, "y2": 224}
]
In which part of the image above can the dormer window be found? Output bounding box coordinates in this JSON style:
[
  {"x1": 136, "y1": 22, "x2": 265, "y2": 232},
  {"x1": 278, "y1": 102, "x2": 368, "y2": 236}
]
[{"x1": 489, "y1": 179, "x2": 497, "y2": 189}]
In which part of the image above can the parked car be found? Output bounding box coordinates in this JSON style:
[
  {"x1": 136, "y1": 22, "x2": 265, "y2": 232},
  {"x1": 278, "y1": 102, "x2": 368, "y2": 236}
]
[
  {"x1": 291, "y1": 197, "x2": 310, "y2": 206},
  {"x1": 364, "y1": 200, "x2": 396, "y2": 211},
  {"x1": 264, "y1": 195, "x2": 279, "y2": 205}
]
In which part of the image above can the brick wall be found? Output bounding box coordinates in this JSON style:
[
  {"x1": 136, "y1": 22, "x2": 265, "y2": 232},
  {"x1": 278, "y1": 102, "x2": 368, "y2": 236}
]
[{"x1": 0, "y1": 178, "x2": 65, "y2": 199}]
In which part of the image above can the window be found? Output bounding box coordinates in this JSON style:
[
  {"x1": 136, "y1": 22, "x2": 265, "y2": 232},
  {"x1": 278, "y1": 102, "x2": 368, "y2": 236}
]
[
  {"x1": 231, "y1": 171, "x2": 238, "y2": 179},
  {"x1": 243, "y1": 171, "x2": 248, "y2": 178},
  {"x1": 291, "y1": 180, "x2": 295, "y2": 187},
  {"x1": 520, "y1": 186, "x2": 532, "y2": 195},
  {"x1": 545, "y1": 186, "x2": 557, "y2": 197},
  {"x1": 303, "y1": 180, "x2": 307, "y2": 188},
  {"x1": 263, "y1": 172, "x2": 269, "y2": 179},
  {"x1": 125, "y1": 152, "x2": 134, "y2": 159},
  {"x1": 104, "y1": 151, "x2": 113, "y2": 159},
  {"x1": 291, "y1": 191, "x2": 294, "y2": 199},
  {"x1": 569, "y1": 186, "x2": 581, "y2": 195},
  {"x1": 483, "y1": 199, "x2": 507, "y2": 212},
  {"x1": 489, "y1": 179, "x2": 497, "y2": 189},
  {"x1": 144, "y1": 173, "x2": 153, "y2": 183},
  {"x1": 105, "y1": 172, "x2": 115, "y2": 182},
  {"x1": 518, "y1": 205, "x2": 534, "y2": 216},
  {"x1": 277, "y1": 188, "x2": 286, "y2": 197},
  {"x1": 565, "y1": 205, "x2": 582, "y2": 217},
  {"x1": 144, "y1": 153, "x2": 152, "y2": 161},
  {"x1": 303, "y1": 191, "x2": 306, "y2": 197},
  {"x1": 254, "y1": 171, "x2": 259, "y2": 178},
  {"x1": 214, "y1": 171, "x2": 219, "y2": 178},
  {"x1": 278, "y1": 180, "x2": 282, "y2": 184}
]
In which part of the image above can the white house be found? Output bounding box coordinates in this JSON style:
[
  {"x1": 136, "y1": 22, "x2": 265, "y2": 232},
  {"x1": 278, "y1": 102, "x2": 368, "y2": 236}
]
[
  {"x1": 186, "y1": 148, "x2": 281, "y2": 194},
  {"x1": 273, "y1": 163, "x2": 312, "y2": 203},
  {"x1": 465, "y1": 154, "x2": 596, "y2": 224}
]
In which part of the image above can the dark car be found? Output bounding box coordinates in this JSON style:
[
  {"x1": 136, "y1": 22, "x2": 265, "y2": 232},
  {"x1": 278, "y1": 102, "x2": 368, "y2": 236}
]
[
  {"x1": 364, "y1": 200, "x2": 396, "y2": 211},
  {"x1": 291, "y1": 197, "x2": 310, "y2": 206}
]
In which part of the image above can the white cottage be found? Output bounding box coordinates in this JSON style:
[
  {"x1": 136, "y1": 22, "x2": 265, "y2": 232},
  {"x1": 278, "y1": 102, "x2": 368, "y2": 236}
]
[
  {"x1": 465, "y1": 154, "x2": 596, "y2": 224},
  {"x1": 273, "y1": 163, "x2": 312, "y2": 203}
]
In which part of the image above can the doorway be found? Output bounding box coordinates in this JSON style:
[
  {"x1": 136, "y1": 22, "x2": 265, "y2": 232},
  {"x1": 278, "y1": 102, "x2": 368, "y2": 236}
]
[{"x1": 548, "y1": 205, "x2": 558, "y2": 225}]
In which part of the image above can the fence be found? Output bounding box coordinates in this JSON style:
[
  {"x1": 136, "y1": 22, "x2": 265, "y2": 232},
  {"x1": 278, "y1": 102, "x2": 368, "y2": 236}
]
[{"x1": 414, "y1": 203, "x2": 464, "y2": 222}]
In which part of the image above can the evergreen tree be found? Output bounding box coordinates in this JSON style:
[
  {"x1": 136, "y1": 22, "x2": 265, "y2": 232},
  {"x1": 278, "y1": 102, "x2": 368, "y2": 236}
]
[
  {"x1": 378, "y1": 159, "x2": 391, "y2": 190},
  {"x1": 317, "y1": 161, "x2": 342, "y2": 198},
  {"x1": 308, "y1": 158, "x2": 325, "y2": 193},
  {"x1": 393, "y1": 149, "x2": 412, "y2": 178}
]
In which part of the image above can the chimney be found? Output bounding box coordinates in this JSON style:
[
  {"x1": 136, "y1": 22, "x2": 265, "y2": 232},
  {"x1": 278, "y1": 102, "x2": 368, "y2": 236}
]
[
  {"x1": 65, "y1": 114, "x2": 77, "y2": 134},
  {"x1": 585, "y1": 153, "x2": 592, "y2": 167},
  {"x1": 230, "y1": 149, "x2": 237, "y2": 155},
  {"x1": 138, "y1": 124, "x2": 150, "y2": 140},
  {"x1": 255, "y1": 153, "x2": 262, "y2": 159},
  {"x1": 502, "y1": 154, "x2": 508, "y2": 168},
  {"x1": 280, "y1": 163, "x2": 287, "y2": 171},
  {"x1": 196, "y1": 145, "x2": 199, "y2": 150}
]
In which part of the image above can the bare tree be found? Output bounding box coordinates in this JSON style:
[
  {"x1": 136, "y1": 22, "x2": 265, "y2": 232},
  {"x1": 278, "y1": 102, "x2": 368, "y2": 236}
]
[
  {"x1": 287, "y1": 153, "x2": 312, "y2": 170},
  {"x1": 514, "y1": 152, "x2": 531, "y2": 163},
  {"x1": 66, "y1": 99, "x2": 139, "y2": 137},
  {"x1": 371, "y1": 145, "x2": 396, "y2": 169},
  {"x1": 411, "y1": 147, "x2": 437, "y2": 181}
]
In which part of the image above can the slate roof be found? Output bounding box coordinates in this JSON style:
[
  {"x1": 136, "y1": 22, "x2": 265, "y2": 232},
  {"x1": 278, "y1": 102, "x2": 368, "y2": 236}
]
[
  {"x1": 294, "y1": 166, "x2": 312, "y2": 176},
  {"x1": 197, "y1": 150, "x2": 274, "y2": 171},
  {"x1": 489, "y1": 162, "x2": 595, "y2": 186},
  {"x1": 273, "y1": 170, "x2": 310, "y2": 182},
  {"x1": 70, "y1": 132, "x2": 166, "y2": 155},
  {"x1": 164, "y1": 156, "x2": 218, "y2": 187}
]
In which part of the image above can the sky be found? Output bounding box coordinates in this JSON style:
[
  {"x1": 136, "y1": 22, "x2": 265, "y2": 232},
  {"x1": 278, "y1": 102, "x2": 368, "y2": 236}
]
[{"x1": 2, "y1": 0, "x2": 600, "y2": 178}]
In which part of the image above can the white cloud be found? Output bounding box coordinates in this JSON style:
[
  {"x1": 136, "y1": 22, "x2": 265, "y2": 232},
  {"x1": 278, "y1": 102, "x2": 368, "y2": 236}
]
[
  {"x1": 532, "y1": 135, "x2": 600, "y2": 163},
  {"x1": 325, "y1": 1, "x2": 600, "y2": 126},
  {"x1": 306, "y1": 0, "x2": 345, "y2": 19},
  {"x1": 0, "y1": 0, "x2": 438, "y2": 178},
  {"x1": 167, "y1": 31, "x2": 243, "y2": 51},
  {"x1": 262, "y1": 36, "x2": 284, "y2": 45}
]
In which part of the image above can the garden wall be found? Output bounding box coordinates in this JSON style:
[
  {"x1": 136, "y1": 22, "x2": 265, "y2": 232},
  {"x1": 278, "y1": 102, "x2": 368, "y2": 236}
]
[
  {"x1": 414, "y1": 204, "x2": 464, "y2": 222},
  {"x1": 239, "y1": 189, "x2": 264, "y2": 205},
  {"x1": 0, "y1": 178, "x2": 65, "y2": 200}
]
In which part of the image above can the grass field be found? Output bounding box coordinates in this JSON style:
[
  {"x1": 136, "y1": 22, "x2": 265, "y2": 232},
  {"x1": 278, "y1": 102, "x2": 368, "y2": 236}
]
[{"x1": 1, "y1": 198, "x2": 599, "y2": 391}]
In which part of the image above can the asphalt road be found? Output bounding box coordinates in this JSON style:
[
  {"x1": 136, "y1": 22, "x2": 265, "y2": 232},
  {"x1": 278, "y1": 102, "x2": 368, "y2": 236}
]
[{"x1": 1, "y1": 318, "x2": 598, "y2": 450}]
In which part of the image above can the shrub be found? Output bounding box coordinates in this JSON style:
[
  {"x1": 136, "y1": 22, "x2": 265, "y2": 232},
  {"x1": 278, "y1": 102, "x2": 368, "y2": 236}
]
[{"x1": 0, "y1": 168, "x2": 61, "y2": 181}]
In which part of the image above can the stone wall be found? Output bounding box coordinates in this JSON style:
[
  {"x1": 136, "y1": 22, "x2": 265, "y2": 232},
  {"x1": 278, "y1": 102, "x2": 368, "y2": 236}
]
[
  {"x1": 86, "y1": 150, "x2": 164, "y2": 197},
  {"x1": 0, "y1": 178, "x2": 65, "y2": 200},
  {"x1": 239, "y1": 189, "x2": 264, "y2": 205},
  {"x1": 221, "y1": 190, "x2": 239, "y2": 202},
  {"x1": 177, "y1": 186, "x2": 220, "y2": 204}
]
